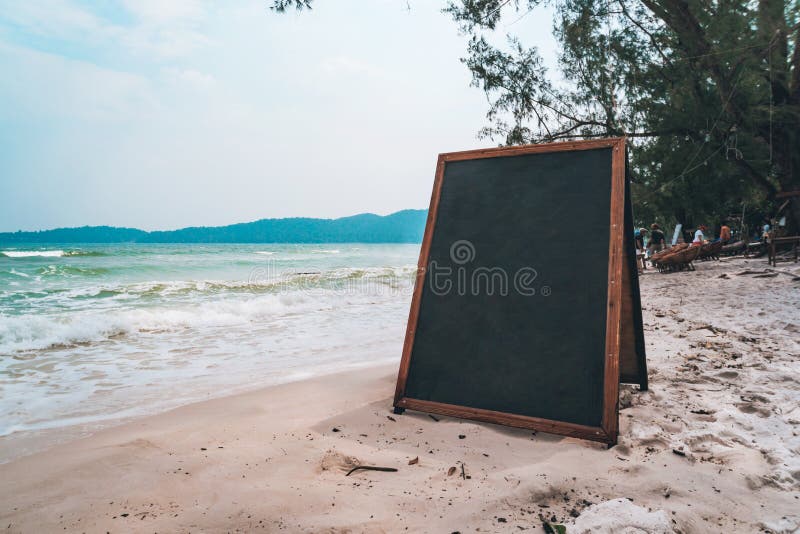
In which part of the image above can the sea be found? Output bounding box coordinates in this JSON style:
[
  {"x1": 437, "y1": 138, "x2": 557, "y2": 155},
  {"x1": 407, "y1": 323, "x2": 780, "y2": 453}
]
[{"x1": 0, "y1": 243, "x2": 419, "y2": 449}]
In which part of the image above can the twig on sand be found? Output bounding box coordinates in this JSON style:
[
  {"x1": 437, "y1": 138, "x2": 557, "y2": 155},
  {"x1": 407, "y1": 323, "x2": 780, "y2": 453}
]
[
  {"x1": 346, "y1": 465, "x2": 398, "y2": 476},
  {"x1": 738, "y1": 268, "x2": 799, "y2": 280},
  {"x1": 460, "y1": 463, "x2": 466, "y2": 480},
  {"x1": 694, "y1": 324, "x2": 724, "y2": 335},
  {"x1": 765, "y1": 268, "x2": 800, "y2": 280}
]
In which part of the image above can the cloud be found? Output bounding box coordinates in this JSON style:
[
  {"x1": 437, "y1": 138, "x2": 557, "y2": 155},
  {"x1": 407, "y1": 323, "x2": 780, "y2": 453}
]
[
  {"x1": 0, "y1": 41, "x2": 156, "y2": 121},
  {"x1": 320, "y1": 55, "x2": 387, "y2": 79},
  {"x1": 120, "y1": 0, "x2": 205, "y2": 23},
  {"x1": 0, "y1": 0, "x2": 212, "y2": 60},
  {"x1": 118, "y1": 0, "x2": 212, "y2": 59},
  {"x1": 163, "y1": 67, "x2": 216, "y2": 88},
  {"x1": 0, "y1": 0, "x2": 121, "y2": 44},
  {"x1": 120, "y1": 26, "x2": 211, "y2": 59}
]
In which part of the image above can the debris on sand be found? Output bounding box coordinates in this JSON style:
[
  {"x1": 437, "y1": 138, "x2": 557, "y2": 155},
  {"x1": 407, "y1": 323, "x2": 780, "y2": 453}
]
[
  {"x1": 694, "y1": 324, "x2": 724, "y2": 334},
  {"x1": 345, "y1": 465, "x2": 398, "y2": 476}
]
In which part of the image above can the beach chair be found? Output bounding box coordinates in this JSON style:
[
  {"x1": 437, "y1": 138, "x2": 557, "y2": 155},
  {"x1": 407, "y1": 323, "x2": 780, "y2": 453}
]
[
  {"x1": 680, "y1": 245, "x2": 703, "y2": 270},
  {"x1": 651, "y1": 249, "x2": 681, "y2": 272},
  {"x1": 650, "y1": 243, "x2": 686, "y2": 261},
  {"x1": 653, "y1": 244, "x2": 701, "y2": 273},
  {"x1": 649, "y1": 244, "x2": 688, "y2": 272},
  {"x1": 698, "y1": 240, "x2": 723, "y2": 261}
]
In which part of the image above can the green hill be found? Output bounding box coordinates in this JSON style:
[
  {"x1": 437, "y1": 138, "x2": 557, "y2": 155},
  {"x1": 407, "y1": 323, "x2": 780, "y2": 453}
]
[{"x1": 0, "y1": 210, "x2": 428, "y2": 244}]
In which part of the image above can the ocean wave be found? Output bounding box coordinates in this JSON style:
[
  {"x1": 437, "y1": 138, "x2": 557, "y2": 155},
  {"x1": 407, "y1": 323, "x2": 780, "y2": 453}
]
[
  {"x1": 311, "y1": 249, "x2": 340, "y2": 254},
  {"x1": 0, "y1": 292, "x2": 324, "y2": 354},
  {"x1": 4, "y1": 266, "x2": 417, "y2": 302},
  {"x1": 111, "y1": 269, "x2": 413, "y2": 299},
  {"x1": 1, "y1": 250, "x2": 65, "y2": 258},
  {"x1": 37, "y1": 265, "x2": 111, "y2": 277},
  {"x1": 254, "y1": 251, "x2": 275, "y2": 255},
  {"x1": 1, "y1": 249, "x2": 105, "y2": 258},
  {"x1": 0, "y1": 266, "x2": 417, "y2": 353},
  {"x1": 63, "y1": 250, "x2": 107, "y2": 257}
]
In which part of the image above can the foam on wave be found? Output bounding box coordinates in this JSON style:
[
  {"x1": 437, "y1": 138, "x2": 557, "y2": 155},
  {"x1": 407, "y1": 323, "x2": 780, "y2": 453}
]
[
  {"x1": 2, "y1": 250, "x2": 65, "y2": 258},
  {"x1": 0, "y1": 292, "x2": 321, "y2": 354},
  {"x1": 1, "y1": 250, "x2": 105, "y2": 258}
]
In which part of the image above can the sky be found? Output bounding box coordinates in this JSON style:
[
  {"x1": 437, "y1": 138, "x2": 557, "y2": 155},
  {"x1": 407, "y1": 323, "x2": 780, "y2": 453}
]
[{"x1": 0, "y1": 0, "x2": 557, "y2": 231}]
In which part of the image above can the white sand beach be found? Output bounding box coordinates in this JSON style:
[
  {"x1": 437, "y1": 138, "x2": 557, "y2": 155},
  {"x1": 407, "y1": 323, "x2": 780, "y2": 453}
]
[{"x1": 1, "y1": 256, "x2": 799, "y2": 533}]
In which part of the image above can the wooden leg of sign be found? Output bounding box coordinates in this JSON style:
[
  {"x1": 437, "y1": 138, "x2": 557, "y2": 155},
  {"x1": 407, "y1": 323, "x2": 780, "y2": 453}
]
[
  {"x1": 619, "y1": 243, "x2": 649, "y2": 390},
  {"x1": 620, "y1": 169, "x2": 648, "y2": 392},
  {"x1": 393, "y1": 406, "x2": 405, "y2": 415}
]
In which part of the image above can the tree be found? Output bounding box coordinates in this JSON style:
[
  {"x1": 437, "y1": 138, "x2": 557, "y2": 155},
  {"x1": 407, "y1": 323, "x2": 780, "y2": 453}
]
[{"x1": 272, "y1": 0, "x2": 800, "y2": 233}]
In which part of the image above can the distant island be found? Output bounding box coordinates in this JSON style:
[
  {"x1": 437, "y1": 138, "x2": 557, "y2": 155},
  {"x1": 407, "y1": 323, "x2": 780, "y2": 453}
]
[{"x1": 0, "y1": 210, "x2": 428, "y2": 244}]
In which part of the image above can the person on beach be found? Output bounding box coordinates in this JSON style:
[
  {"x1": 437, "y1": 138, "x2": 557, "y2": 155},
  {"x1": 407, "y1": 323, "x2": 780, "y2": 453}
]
[
  {"x1": 693, "y1": 225, "x2": 707, "y2": 245},
  {"x1": 719, "y1": 222, "x2": 731, "y2": 244},
  {"x1": 635, "y1": 227, "x2": 648, "y2": 252},
  {"x1": 634, "y1": 227, "x2": 648, "y2": 270},
  {"x1": 648, "y1": 224, "x2": 666, "y2": 254}
]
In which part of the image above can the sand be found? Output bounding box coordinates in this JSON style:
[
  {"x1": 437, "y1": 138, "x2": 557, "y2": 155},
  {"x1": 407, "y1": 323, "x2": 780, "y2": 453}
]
[{"x1": 1, "y1": 256, "x2": 799, "y2": 533}]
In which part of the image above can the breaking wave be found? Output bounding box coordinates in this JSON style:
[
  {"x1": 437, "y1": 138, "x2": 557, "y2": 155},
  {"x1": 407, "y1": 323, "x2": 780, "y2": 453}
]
[
  {"x1": 0, "y1": 266, "x2": 416, "y2": 354},
  {"x1": 2, "y1": 250, "x2": 65, "y2": 258},
  {"x1": 1, "y1": 250, "x2": 106, "y2": 258},
  {"x1": 0, "y1": 292, "x2": 320, "y2": 354}
]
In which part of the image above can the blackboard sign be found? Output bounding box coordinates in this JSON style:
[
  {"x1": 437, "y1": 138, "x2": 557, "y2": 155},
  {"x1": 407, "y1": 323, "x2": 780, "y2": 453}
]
[{"x1": 393, "y1": 138, "x2": 646, "y2": 445}]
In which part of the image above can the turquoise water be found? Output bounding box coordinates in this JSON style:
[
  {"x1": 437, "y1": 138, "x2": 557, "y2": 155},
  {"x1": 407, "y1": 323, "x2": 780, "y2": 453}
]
[{"x1": 0, "y1": 243, "x2": 419, "y2": 440}]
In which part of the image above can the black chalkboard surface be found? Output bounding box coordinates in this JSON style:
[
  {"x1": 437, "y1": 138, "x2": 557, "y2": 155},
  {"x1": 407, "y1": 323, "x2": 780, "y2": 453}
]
[{"x1": 393, "y1": 138, "x2": 646, "y2": 445}]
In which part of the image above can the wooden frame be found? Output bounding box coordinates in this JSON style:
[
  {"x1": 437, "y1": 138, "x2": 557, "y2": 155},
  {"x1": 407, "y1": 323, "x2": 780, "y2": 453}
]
[
  {"x1": 620, "y1": 156, "x2": 649, "y2": 390},
  {"x1": 393, "y1": 137, "x2": 629, "y2": 445},
  {"x1": 769, "y1": 235, "x2": 800, "y2": 266}
]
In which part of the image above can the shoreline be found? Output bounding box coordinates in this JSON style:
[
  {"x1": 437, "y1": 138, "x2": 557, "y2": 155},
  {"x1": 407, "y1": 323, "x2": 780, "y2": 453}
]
[
  {"x1": 1, "y1": 257, "x2": 798, "y2": 533},
  {"x1": 0, "y1": 358, "x2": 400, "y2": 465}
]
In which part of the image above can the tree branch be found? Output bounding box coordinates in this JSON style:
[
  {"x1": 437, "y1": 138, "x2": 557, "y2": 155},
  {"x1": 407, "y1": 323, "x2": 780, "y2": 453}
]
[
  {"x1": 732, "y1": 158, "x2": 779, "y2": 198},
  {"x1": 616, "y1": 0, "x2": 673, "y2": 70}
]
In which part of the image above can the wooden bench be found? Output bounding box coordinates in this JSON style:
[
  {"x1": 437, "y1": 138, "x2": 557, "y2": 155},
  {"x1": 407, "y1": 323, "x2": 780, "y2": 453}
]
[{"x1": 769, "y1": 236, "x2": 800, "y2": 267}]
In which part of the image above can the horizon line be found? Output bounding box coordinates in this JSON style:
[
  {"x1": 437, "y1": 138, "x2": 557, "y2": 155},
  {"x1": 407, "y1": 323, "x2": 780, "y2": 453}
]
[{"x1": 0, "y1": 208, "x2": 429, "y2": 235}]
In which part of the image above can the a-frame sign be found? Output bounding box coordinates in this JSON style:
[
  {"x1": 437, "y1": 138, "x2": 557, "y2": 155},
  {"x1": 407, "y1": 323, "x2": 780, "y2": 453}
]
[{"x1": 393, "y1": 138, "x2": 647, "y2": 445}]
